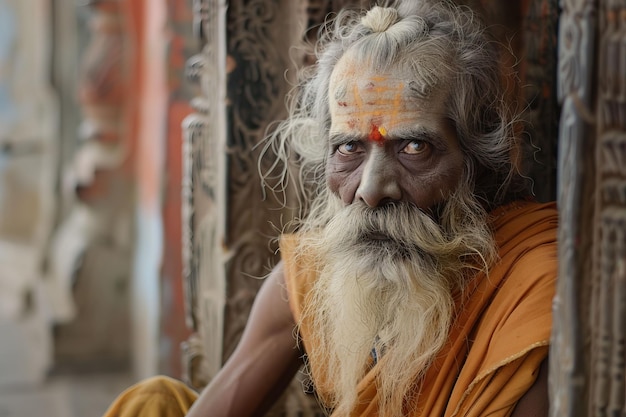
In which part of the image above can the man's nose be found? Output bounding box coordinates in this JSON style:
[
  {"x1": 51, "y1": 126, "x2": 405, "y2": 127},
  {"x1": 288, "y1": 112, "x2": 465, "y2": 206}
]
[{"x1": 355, "y1": 152, "x2": 402, "y2": 207}]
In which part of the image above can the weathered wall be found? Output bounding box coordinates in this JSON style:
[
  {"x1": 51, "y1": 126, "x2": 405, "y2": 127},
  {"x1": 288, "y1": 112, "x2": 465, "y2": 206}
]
[{"x1": 0, "y1": 0, "x2": 59, "y2": 385}]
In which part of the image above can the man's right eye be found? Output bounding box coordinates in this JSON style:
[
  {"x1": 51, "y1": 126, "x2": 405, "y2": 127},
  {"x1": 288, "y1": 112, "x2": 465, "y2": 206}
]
[{"x1": 337, "y1": 141, "x2": 361, "y2": 155}]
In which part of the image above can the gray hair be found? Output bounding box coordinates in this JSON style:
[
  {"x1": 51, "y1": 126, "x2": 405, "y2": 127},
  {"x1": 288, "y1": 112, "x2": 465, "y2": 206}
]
[{"x1": 262, "y1": 0, "x2": 528, "y2": 230}]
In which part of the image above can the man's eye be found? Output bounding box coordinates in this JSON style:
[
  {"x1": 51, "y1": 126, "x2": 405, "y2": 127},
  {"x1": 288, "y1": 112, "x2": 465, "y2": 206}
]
[
  {"x1": 337, "y1": 141, "x2": 361, "y2": 155},
  {"x1": 402, "y1": 140, "x2": 429, "y2": 155}
]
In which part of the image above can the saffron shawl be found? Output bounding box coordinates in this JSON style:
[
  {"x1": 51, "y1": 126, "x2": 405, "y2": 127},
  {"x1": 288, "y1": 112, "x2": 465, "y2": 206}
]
[{"x1": 281, "y1": 201, "x2": 558, "y2": 417}]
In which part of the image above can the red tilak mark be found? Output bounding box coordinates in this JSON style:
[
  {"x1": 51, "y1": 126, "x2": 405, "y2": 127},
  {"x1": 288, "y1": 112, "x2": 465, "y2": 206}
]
[{"x1": 369, "y1": 124, "x2": 385, "y2": 144}]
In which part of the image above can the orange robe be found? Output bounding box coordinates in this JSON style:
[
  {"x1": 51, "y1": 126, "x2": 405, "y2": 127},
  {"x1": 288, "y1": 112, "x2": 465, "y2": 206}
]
[
  {"x1": 103, "y1": 376, "x2": 197, "y2": 417},
  {"x1": 280, "y1": 201, "x2": 558, "y2": 417}
]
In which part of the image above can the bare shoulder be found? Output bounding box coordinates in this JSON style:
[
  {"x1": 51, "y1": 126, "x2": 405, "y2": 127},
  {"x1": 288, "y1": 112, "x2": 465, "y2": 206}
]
[{"x1": 247, "y1": 261, "x2": 296, "y2": 336}]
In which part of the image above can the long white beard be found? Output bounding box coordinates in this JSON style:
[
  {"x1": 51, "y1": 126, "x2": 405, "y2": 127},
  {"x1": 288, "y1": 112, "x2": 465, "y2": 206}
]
[{"x1": 299, "y1": 191, "x2": 496, "y2": 416}]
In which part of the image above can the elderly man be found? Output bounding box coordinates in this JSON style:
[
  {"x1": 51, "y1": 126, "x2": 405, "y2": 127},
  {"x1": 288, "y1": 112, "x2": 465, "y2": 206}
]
[{"x1": 105, "y1": 0, "x2": 556, "y2": 416}]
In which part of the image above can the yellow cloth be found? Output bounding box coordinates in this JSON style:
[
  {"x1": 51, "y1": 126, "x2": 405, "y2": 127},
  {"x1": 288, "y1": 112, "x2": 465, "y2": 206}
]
[
  {"x1": 102, "y1": 376, "x2": 198, "y2": 417},
  {"x1": 280, "y1": 201, "x2": 558, "y2": 417}
]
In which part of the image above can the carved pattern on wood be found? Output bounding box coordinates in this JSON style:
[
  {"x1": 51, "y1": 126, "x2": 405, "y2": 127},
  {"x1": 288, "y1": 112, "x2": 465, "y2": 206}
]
[
  {"x1": 594, "y1": 212, "x2": 626, "y2": 416},
  {"x1": 590, "y1": 2, "x2": 626, "y2": 416},
  {"x1": 181, "y1": 0, "x2": 227, "y2": 389},
  {"x1": 223, "y1": 0, "x2": 287, "y2": 359},
  {"x1": 223, "y1": 1, "x2": 323, "y2": 415},
  {"x1": 551, "y1": 0, "x2": 597, "y2": 416}
]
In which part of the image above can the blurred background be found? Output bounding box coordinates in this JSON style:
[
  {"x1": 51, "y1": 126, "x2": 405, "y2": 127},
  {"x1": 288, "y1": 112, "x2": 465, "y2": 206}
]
[
  {"x1": 0, "y1": 0, "x2": 323, "y2": 415},
  {"x1": 0, "y1": 0, "x2": 569, "y2": 416},
  {"x1": 0, "y1": 1, "x2": 196, "y2": 415}
]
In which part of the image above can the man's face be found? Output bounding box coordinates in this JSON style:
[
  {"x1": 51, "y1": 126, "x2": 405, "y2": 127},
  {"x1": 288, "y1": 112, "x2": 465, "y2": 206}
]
[{"x1": 326, "y1": 52, "x2": 464, "y2": 211}]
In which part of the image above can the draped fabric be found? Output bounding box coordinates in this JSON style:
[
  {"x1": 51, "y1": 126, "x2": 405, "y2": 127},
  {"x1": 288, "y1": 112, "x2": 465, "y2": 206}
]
[
  {"x1": 281, "y1": 201, "x2": 558, "y2": 417},
  {"x1": 102, "y1": 376, "x2": 198, "y2": 417}
]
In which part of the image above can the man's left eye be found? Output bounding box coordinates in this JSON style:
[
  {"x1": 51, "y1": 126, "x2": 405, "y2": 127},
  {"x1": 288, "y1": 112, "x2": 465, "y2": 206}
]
[{"x1": 402, "y1": 140, "x2": 429, "y2": 155}]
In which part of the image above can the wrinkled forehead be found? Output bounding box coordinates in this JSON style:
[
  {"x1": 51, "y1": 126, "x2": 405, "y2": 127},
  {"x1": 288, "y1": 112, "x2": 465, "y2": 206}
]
[
  {"x1": 328, "y1": 50, "x2": 446, "y2": 111},
  {"x1": 328, "y1": 50, "x2": 450, "y2": 135}
]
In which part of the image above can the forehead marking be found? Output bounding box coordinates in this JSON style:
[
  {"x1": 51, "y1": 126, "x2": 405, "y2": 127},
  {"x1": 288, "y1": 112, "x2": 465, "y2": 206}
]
[
  {"x1": 369, "y1": 124, "x2": 387, "y2": 144},
  {"x1": 338, "y1": 76, "x2": 405, "y2": 137}
]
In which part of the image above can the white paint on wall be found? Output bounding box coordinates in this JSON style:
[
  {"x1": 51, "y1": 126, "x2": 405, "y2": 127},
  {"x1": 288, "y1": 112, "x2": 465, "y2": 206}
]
[
  {"x1": 131, "y1": 207, "x2": 163, "y2": 380},
  {"x1": 0, "y1": 0, "x2": 60, "y2": 386}
]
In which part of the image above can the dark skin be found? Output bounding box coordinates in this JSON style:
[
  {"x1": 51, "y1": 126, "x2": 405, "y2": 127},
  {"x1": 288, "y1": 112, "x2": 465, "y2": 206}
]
[{"x1": 186, "y1": 55, "x2": 549, "y2": 417}]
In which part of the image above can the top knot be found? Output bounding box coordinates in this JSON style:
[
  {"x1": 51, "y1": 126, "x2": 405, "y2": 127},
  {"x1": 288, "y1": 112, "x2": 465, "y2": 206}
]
[{"x1": 361, "y1": 6, "x2": 399, "y2": 33}]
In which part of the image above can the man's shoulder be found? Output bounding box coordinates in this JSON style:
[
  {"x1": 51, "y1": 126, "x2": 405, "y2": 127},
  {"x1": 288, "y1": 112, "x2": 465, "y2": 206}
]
[
  {"x1": 491, "y1": 200, "x2": 558, "y2": 255},
  {"x1": 479, "y1": 201, "x2": 557, "y2": 343},
  {"x1": 489, "y1": 200, "x2": 557, "y2": 226}
]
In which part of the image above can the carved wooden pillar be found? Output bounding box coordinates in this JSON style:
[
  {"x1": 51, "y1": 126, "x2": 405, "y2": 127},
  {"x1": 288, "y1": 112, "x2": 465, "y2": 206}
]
[
  {"x1": 223, "y1": 2, "x2": 321, "y2": 414},
  {"x1": 588, "y1": 1, "x2": 626, "y2": 416},
  {"x1": 221, "y1": 0, "x2": 310, "y2": 364},
  {"x1": 181, "y1": 0, "x2": 228, "y2": 388},
  {"x1": 548, "y1": 0, "x2": 626, "y2": 415},
  {"x1": 550, "y1": 0, "x2": 597, "y2": 413}
]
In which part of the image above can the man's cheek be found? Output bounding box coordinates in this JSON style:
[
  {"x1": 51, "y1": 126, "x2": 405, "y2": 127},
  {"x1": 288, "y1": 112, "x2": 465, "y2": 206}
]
[
  {"x1": 326, "y1": 164, "x2": 356, "y2": 204},
  {"x1": 326, "y1": 167, "x2": 343, "y2": 196}
]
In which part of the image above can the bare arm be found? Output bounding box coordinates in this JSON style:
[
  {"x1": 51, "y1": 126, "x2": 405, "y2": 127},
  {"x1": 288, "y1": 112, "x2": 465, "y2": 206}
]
[
  {"x1": 187, "y1": 262, "x2": 302, "y2": 417},
  {"x1": 510, "y1": 356, "x2": 550, "y2": 417}
]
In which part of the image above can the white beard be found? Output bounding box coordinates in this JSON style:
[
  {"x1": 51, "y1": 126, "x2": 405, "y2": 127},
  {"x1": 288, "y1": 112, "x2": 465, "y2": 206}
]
[{"x1": 299, "y1": 191, "x2": 496, "y2": 416}]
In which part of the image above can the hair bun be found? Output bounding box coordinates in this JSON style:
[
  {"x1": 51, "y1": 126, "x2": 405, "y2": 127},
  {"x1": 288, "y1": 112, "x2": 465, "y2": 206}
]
[{"x1": 361, "y1": 6, "x2": 399, "y2": 33}]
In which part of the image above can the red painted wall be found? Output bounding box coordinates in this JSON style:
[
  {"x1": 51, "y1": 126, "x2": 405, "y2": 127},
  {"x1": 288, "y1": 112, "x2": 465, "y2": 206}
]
[{"x1": 123, "y1": 0, "x2": 192, "y2": 378}]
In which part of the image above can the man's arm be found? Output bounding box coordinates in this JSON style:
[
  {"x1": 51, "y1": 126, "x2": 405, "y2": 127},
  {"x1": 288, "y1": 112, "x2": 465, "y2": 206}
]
[
  {"x1": 510, "y1": 356, "x2": 550, "y2": 417},
  {"x1": 187, "y1": 261, "x2": 302, "y2": 417}
]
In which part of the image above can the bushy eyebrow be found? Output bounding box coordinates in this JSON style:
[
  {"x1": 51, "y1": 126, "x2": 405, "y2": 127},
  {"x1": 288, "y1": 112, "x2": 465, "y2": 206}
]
[
  {"x1": 329, "y1": 132, "x2": 362, "y2": 147},
  {"x1": 329, "y1": 126, "x2": 448, "y2": 148},
  {"x1": 388, "y1": 126, "x2": 447, "y2": 144}
]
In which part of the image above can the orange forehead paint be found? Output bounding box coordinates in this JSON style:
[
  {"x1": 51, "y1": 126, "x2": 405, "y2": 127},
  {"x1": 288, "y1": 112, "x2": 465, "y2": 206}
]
[{"x1": 369, "y1": 124, "x2": 387, "y2": 144}]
